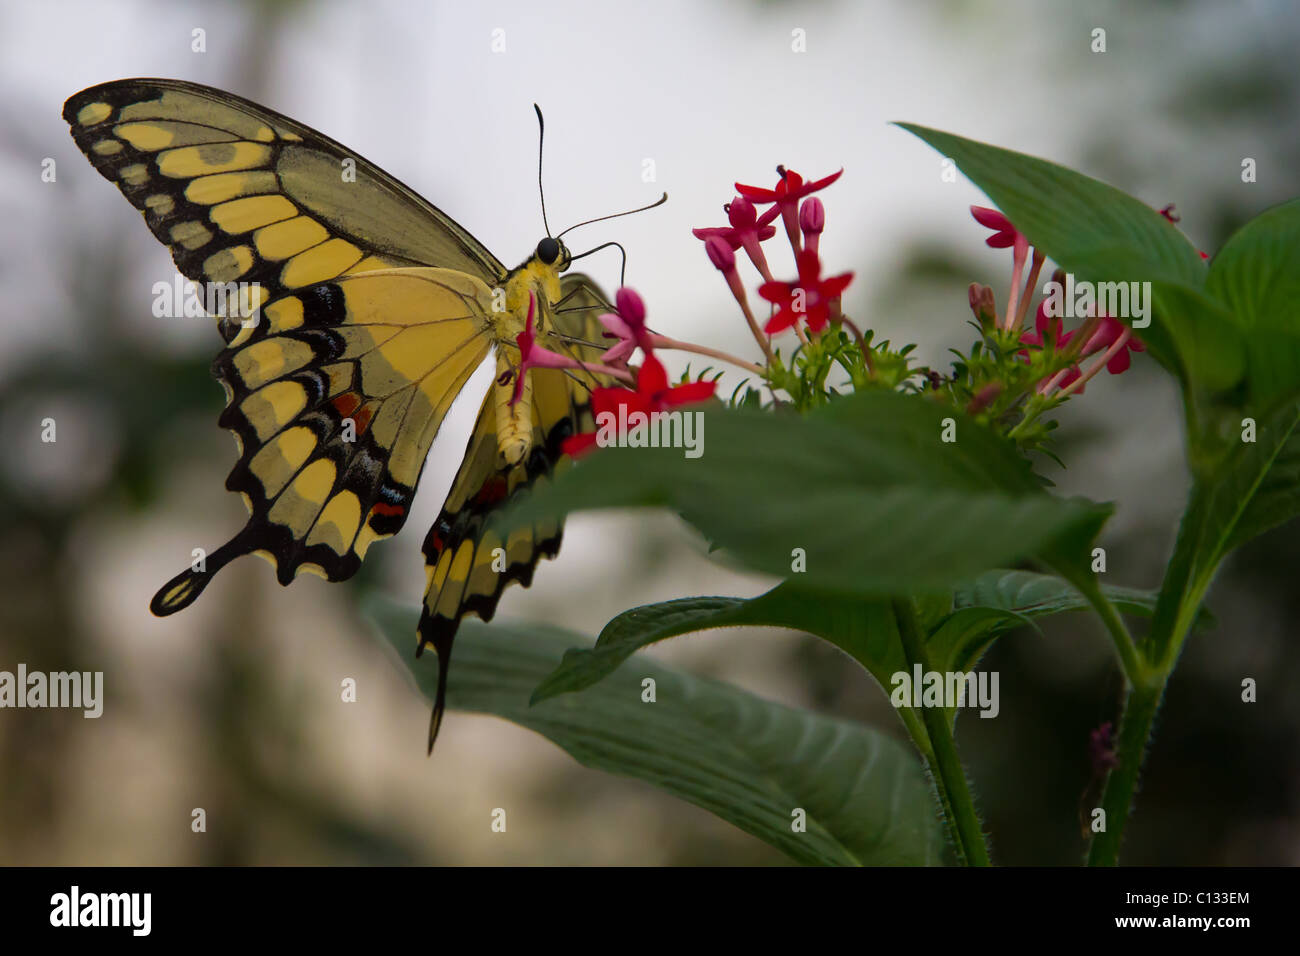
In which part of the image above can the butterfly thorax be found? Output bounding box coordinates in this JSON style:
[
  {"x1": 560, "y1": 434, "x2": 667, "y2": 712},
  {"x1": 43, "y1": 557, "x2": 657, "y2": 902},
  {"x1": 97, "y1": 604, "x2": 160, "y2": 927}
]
[{"x1": 491, "y1": 253, "x2": 566, "y2": 467}]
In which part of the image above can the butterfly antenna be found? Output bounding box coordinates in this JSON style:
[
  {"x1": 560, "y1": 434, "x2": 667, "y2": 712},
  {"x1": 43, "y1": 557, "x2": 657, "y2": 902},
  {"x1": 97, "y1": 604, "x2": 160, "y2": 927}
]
[
  {"x1": 568, "y1": 240, "x2": 629, "y2": 287},
  {"x1": 557, "y1": 192, "x2": 667, "y2": 240},
  {"x1": 534, "y1": 104, "x2": 552, "y2": 237}
]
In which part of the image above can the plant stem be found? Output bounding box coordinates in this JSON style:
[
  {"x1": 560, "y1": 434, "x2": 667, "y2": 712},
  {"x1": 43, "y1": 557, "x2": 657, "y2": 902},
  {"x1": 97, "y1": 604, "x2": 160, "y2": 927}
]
[
  {"x1": 1075, "y1": 576, "x2": 1146, "y2": 684},
  {"x1": 1085, "y1": 674, "x2": 1165, "y2": 866},
  {"x1": 892, "y1": 597, "x2": 992, "y2": 866},
  {"x1": 1085, "y1": 562, "x2": 1213, "y2": 865},
  {"x1": 651, "y1": 336, "x2": 767, "y2": 377}
]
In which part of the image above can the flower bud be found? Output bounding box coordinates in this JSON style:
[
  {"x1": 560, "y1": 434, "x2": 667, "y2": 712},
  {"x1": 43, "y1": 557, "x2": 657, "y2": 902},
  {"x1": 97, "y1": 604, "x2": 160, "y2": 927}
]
[{"x1": 705, "y1": 235, "x2": 736, "y2": 273}]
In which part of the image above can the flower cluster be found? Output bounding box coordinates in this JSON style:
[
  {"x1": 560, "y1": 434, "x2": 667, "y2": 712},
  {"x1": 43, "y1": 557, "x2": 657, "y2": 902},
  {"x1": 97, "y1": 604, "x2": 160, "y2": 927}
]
[
  {"x1": 970, "y1": 206, "x2": 1145, "y2": 400},
  {"x1": 510, "y1": 162, "x2": 1173, "y2": 462},
  {"x1": 510, "y1": 285, "x2": 719, "y2": 457},
  {"x1": 694, "y1": 166, "x2": 853, "y2": 345}
]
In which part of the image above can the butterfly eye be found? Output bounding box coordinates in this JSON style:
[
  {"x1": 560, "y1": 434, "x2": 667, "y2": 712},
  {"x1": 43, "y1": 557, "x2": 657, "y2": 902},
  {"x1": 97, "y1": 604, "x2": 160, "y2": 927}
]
[{"x1": 536, "y1": 236, "x2": 560, "y2": 265}]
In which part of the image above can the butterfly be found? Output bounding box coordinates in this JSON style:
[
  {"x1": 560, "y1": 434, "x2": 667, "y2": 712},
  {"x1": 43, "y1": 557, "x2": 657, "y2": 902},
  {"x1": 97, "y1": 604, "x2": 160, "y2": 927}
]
[{"x1": 63, "y1": 78, "x2": 653, "y2": 750}]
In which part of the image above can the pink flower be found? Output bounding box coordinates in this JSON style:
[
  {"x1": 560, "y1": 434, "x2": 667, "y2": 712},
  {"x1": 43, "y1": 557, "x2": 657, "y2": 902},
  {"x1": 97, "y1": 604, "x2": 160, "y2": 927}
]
[
  {"x1": 799, "y1": 197, "x2": 825, "y2": 257},
  {"x1": 693, "y1": 195, "x2": 779, "y2": 280},
  {"x1": 592, "y1": 286, "x2": 652, "y2": 366}
]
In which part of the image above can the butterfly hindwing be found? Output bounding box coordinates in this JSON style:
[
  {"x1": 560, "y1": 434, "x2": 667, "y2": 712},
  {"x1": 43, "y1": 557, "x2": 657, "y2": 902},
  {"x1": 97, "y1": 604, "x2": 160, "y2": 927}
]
[
  {"x1": 151, "y1": 268, "x2": 494, "y2": 614},
  {"x1": 417, "y1": 274, "x2": 613, "y2": 748}
]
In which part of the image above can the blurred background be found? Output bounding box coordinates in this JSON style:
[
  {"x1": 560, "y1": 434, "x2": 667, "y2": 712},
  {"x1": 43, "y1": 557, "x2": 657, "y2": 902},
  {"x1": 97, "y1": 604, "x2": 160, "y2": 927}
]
[{"x1": 1, "y1": 0, "x2": 1297, "y2": 865}]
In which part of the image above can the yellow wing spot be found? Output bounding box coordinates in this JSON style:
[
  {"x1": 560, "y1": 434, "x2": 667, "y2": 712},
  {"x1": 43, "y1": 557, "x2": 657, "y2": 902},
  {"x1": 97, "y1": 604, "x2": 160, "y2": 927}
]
[
  {"x1": 77, "y1": 102, "x2": 112, "y2": 126},
  {"x1": 91, "y1": 139, "x2": 123, "y2": 156},
  {"x1": 295, "y1": 563, "x2": 329, "y2": 580},
  {"x1": 263, "y1": 296, "x2": 305, "y2": 333},
  {"x1": 506, "y1": 524, "x2": 534, "y2": 567},
  {"x1": 253, "y1": 125, "x2": 276, "y2": 143},
  {"x1": 248, "y1": 425, "x2": 316, "y2": 498},
  {"x1": 144, "y1": 193, "x2": 175, "y2": 216},
  {"x1": 468, "y1": 530, "x2": 504, "y2": 595},
  {"x1": 254, "y1": 216, "x2": 329, "y2": 260},
  {"x1": 210, "y1": 195, "x2": 297, "y2": 234},
  {"x1": 281, "y1": 238, "x2": 363, "y2": 289},
  {"x1": 267, "y1": 458, "x2": 337, "y2": 534},
  {"x1": 429, "y1": 544, "x2": 455, "y2": 595},
  {"x1": 118, "y1": 163, "x2": 149, "y2": 186},
  {"x1": 203, "y1": 245, "x2": 255, "y2": 283},
  {"x1": 434, "y1": 540, "x2": 477, "y2": 618},
  {"x1": 252, "y1": 548, "x2": 280, "y2": 572},
  {"x1": 305, "y1": 491, "x2": 362, "y2": 553},
  {"x1": 170, "y1": 221, "x2": 214, "y2": 251},
  {"x1": 185, "y1": 170, "x2": 279, "y2": 205},
  {"x1": 353, "y1": 521, "x2": 383, "y2": 559},
  {"x1": 242, "y1": 379, "x2": 308, "y2": 441},
  {"x1": 233, "y1": 337, "x2": 314, "y2": 390},
  {"x1": 158, "y1": 142, "x2": 271, "y2": 179},
  {"x1": 279, "y1": 130, "x2": 303, "y2": 142},
  {"x1": 113, "y1": 123, "x2": 176, "y2": 151},
  {"x1": 237, "y1": 282, "x2": 269, "y2": 318}
]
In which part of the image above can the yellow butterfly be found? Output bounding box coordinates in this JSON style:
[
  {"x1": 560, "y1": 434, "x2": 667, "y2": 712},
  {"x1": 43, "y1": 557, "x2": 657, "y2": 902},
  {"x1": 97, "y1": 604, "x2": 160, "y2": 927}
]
[{"x1": 63, "y1": 78, "x2": 654, "y2": 749}]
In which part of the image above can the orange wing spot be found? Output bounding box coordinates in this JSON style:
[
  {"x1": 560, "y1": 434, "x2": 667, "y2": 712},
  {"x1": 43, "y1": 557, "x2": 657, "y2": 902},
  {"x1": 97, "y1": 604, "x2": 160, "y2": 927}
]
[
  {"x1": 372, "y1": 502, "x2": 405, "y2": 518},
  {"x1": 332, "y1": 394, "x2": 374, "y2": 436},
  {"x1": 332, "y1": 393, "x2": 360, "y2": 417}
]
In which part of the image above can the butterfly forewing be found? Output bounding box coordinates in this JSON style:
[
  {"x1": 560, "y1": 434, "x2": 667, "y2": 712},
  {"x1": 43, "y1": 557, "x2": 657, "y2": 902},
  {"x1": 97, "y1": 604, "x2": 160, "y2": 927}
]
[{"x1": 64, "y1": 78, "x2": 505, "y2": 342}]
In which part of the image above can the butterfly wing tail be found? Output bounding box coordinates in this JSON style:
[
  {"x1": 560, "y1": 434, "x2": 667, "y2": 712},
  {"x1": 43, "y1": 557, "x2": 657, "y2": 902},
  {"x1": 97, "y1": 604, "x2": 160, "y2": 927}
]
[
  {"x1": 417, "y1": 610, "x2": 456, "y2": 755},
  {"x1": 149, "y1": 537, "x2": 246, "y2": 616}
]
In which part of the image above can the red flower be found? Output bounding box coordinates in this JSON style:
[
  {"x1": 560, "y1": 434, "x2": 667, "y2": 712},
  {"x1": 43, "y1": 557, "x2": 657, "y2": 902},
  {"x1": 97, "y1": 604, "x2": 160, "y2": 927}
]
[
  {"x1": 693, "y1": 195, "x2": 779, "y2": 280},
  {"x1": 1075, "y1": 315, "x2": 1146, "y2": 374},
  {"x1": 562, "y1": 355, "x2": 717, "y2": 457},
  {"x1": 737, "y1": 166, "x2": 843, "y2": 251},
  {"x1": 970, "y1": 205, "x2": 1028, "y2": 255},
  {"x1": 512, "y1": 292, "x2": 577, "y2": 404},
  {"x1": 758, "y1": 249, "x2": 854, "y2": 335},
  {"x1": 1018, "y1": 300, "x2": 1063, "y2": 352}
]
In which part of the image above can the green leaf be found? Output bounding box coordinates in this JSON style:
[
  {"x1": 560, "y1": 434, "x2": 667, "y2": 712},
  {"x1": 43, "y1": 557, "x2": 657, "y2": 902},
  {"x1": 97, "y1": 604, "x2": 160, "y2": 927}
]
[
  {"x1": 1226, "y1": 403, "x2": 1300, "y2": 550},
  {"x1": 897, "y1": 123, "x2": 1246, "y2": 393},
  {"x1": 932, "y1": 569, "x2": 1184, "y2": 674},
  {"x1": 531, "y1": 585, "x2": 904, "y2": 705},
  {"x1": 1206, "y1": 199, "x2": 1300, "y2": 410},
  {"x1": 503, "y1": 391, "x2": 1111, "y2": 596},
  {"x1": 897, "y1": 124, "x2": 1205, "y2": 284},
  {"x1": 1151, "y1": 401, "x2": 1300, "y2": 661},
  {"x1": 366, "y1": 598, "x2": 943, "y2": 866},
  {"x1": 534, "y1": 570, "x2": 1180, "y2": 709}
]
